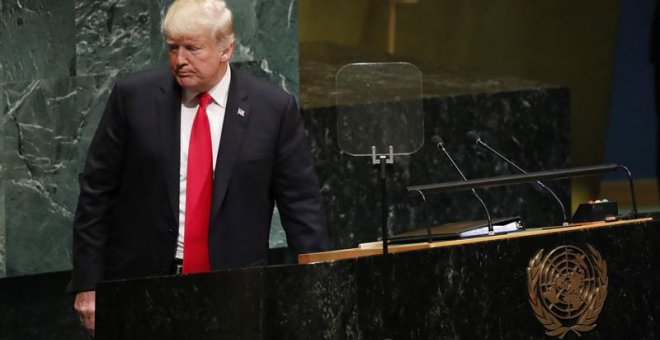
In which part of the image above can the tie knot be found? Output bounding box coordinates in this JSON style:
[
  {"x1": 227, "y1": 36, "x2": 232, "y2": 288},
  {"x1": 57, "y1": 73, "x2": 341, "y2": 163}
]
[{"x1": 197, "y1": 92, "x2": 212, "y2": 109}]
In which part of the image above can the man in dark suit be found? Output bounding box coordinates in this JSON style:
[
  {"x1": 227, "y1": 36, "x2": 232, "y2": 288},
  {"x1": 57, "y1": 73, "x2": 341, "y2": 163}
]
[{"x1": 71, "y1": 0, "x2": 328, "y2": 335}]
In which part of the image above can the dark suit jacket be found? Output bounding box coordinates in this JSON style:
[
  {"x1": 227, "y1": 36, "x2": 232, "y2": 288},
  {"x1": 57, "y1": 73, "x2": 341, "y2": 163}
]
[{"x1": 69, "y1": 66, "x2": 328, "y2": 292}]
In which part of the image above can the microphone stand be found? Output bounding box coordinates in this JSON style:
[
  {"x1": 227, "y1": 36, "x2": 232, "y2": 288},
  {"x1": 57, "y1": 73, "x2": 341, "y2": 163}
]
[
  {"x1": 474, "y1": 136, "x2": 570, "y2": 226},
  {"x1": 435, "y1": 137, "x2": 494, "y2": 235}
]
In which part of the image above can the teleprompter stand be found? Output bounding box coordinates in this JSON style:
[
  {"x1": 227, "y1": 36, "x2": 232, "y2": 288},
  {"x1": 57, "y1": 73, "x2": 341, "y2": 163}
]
[{"x1": 335, "y1": 62, "x2": 424, "y2": 340}]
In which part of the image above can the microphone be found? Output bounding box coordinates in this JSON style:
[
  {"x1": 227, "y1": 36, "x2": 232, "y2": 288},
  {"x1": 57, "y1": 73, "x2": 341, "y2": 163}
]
[
  {"x1": 467, "y1": 131, "x2": 569, "y2": 225},
  {"x1": 432, "y1": 135, "x2": 494, "y2": 234}
]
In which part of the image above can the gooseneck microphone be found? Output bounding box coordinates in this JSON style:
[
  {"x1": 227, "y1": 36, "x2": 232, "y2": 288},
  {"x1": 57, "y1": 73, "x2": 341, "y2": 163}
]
[
  {"x1": 466, "y1": 131, "x2": 569, "y2": 225},
  {"x1": 432, "y1": 135, "x2": 494, "y2": 234}
]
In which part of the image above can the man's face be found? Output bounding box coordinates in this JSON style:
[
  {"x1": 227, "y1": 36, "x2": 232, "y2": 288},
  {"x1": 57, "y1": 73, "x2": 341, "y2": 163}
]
[{"x1": 166, "y1": 31, "x2": 233, "y2": 93}]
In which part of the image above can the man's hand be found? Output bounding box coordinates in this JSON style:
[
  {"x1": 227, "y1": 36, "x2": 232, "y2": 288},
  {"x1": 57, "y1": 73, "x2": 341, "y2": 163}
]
[{"x1": 74, "y1": 290, "x2": 96, "y2": 337}]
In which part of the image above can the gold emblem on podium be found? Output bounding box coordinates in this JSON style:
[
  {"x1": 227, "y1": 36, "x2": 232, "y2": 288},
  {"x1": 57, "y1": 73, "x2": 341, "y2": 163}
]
[{"x1": 527, "y1": 245, "x2": 608, "y2": 338}]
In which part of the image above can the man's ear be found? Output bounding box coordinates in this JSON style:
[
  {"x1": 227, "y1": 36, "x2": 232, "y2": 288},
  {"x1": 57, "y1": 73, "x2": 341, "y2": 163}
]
[{"x1": 220, "y1": 43, "x2": 234, "y2": 62}]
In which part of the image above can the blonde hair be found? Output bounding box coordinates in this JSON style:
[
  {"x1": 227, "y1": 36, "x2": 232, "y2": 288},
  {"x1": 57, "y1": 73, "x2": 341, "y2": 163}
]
[{"x1": 162, "y1": 0, "x2": 235, "y2": 47}]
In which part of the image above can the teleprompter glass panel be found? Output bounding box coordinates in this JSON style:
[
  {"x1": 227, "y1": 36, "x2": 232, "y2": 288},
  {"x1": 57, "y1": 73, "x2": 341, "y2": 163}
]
[{"x1": 335, "y1": 62, "x2": 424, "y2": 157}]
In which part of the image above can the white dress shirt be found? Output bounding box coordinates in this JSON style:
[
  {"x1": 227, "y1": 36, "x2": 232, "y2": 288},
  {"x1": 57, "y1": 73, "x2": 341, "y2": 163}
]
[{"x1": 176, "y1": 67, "x2": 231, "y2": 259}]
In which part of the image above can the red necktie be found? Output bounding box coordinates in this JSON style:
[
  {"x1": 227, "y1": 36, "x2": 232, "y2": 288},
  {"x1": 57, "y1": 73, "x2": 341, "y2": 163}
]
[{"x1": 183, "y1": 92, "x2": 213, "y2": 273}]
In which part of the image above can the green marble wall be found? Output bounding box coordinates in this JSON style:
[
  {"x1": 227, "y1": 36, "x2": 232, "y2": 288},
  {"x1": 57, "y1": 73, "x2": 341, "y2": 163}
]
[{"x1": 0, "y1": 0, "x2": 298, "y2": 277}]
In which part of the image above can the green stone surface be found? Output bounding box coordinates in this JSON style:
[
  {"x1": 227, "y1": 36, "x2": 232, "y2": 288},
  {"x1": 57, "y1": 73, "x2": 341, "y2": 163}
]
[
  {"x1": 1, "y1": 75, "x2": 111, "y2": 276},
  {"x1": 75, "y1": 0, "x2": 150, "y2": 74},
  {"x1": 0, "y1": 0, "x2": 76, "y2": 84},
  {"x1": 0, "y1": 179, "x2": 5, "y2": 277},
  {"x1": 227, "y1": 0, "x2": 300, "y2": 94}
]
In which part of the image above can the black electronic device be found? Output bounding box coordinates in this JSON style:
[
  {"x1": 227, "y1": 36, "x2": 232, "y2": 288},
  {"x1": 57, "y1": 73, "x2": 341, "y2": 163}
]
[{"x1": 571, "y1": 201, "x2": 618, "y2": 223}]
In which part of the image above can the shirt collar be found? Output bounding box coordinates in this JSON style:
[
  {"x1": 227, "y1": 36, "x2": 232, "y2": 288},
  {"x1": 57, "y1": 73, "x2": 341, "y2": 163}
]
[{"x1": 182, "y1": 65, "x2": 232, "y2": 108}]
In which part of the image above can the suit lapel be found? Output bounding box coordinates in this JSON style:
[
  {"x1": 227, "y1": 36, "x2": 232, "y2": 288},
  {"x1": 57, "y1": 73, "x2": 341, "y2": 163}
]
[
  {"x1": 211, "y1": 66, "x2": 250, "y2": 220},
  {"x1": 156, "y1": 75, "x2": 183, "y2": 224}
]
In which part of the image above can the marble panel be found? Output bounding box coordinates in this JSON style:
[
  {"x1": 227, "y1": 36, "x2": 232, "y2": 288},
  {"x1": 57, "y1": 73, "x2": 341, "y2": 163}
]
[
  {"x1": 0, "y1": 88, "x2": 4, "y2": 277},
  {"x1": 0, "y1": 178, "x2": 4, "y2": 276},
  {"x1": 74, "y1": 0, "x2": 153, "y2": 76},
  {"x1": 0, "y1": 0, "x2": 76, "y2": 84},
  {"x1": 268, "y1": 206, "x2": 286, "y2": 248},
  {"x1": 96, "y1": 269, "x2": 266, "y2": 339},
  {"x1": 0, "y1": 89, "x2": 4, "y2": 276},
  {"x1": 0, "y1": 271, "x2": 88, "y2": 340},
  {"x1": 226, "y1": 0, "x2": 300, "y2": 95},
  {"x1": 148, "y1": 0, "x2": 171, "y2": 68},
  {"x1": 1, "y1": 75, "x2": 112, "y2": 276},
  {"x1": 264, "y1": 260, "x2": 359, "y2": 338}
]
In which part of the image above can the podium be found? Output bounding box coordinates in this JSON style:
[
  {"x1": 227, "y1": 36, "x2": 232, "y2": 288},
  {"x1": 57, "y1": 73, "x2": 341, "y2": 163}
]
[{"x1": 96, "y1": 218, "x2": 659, "y2": 339}]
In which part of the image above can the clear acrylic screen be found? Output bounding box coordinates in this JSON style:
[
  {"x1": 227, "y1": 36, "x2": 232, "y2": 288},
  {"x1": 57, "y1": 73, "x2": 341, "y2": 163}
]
[{"x1": 335, "y1": 62, "x2": 424, "y2": 156}]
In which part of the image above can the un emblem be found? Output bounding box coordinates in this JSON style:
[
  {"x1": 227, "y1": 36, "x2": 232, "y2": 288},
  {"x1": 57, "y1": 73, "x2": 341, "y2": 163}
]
[{"x1": 527, "y1": 245, "x2": 608, "y2": 338}]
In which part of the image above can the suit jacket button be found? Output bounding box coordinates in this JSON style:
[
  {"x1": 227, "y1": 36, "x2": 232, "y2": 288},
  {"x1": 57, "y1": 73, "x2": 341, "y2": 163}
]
[{"x1": 168, "y1": 228, "x2": 176, "y2": 235}]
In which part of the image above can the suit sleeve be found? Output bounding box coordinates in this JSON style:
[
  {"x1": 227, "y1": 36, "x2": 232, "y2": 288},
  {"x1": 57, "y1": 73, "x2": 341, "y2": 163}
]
[
  {"x1": 69, "y1": 84, "x2": 126, "y2": 292},
  {"x1": 272, "y1": 94, "x2": 329, "y2": 255}
]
